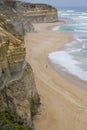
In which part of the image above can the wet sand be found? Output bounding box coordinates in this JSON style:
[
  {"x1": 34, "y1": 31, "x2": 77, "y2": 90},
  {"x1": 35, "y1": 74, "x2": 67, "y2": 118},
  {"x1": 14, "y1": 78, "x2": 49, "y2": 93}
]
[{"x1": 25, "y1": 22, "x2": 87, "y2": 130}]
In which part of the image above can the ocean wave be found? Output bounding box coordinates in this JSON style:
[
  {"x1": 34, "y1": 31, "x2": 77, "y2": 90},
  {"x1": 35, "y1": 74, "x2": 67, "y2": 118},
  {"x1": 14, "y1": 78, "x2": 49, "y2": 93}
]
[
  {"x1": 70, "y1": 49, "x2": 81, "y2": 52},
  {"x1": 79, "y1": 26, "x2": 87, "y2": 30},
  {"x1": 53, "y1": 24, "x2": 87, "y2": 34},
  {"x1": 66, "y1": 10, "x2": 75, "y2": 13},
  {"x1": 62, "y1": 13, "x2": 70, "y2": 16},
  {"x1": 78, "y1": 16, "x2": 87, "y2": 19},
  {"x1": 74, "y1": 29, "x2": 87, "y2": 33},
  {"x1": 74, "y1": 35, "x2": 87, "y2": 43},
  {"x1": 76, "y1": 37, "x2": 83, "y2": 42},
  {"x1": 76, "y1": 37, "x2": 87, "y2": 42},
  {"x1": 81, "y1": 12, "x2": 87, "y2": 15},
  {"x1": 48, "y1": 51, "x2": 87, "y2": 81},
  {"x1": 52, "y1": 26, "x2": 59, "y2": 31},
  {"x1": 51, "y1": 8, "x2": 87, "y2": 81}
]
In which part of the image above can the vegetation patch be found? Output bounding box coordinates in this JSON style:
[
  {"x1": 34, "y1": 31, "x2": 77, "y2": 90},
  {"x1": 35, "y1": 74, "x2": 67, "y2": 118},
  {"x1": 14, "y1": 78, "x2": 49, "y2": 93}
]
[{"x1": 0, "y1": 110, "x2": 27, "y2": 130}]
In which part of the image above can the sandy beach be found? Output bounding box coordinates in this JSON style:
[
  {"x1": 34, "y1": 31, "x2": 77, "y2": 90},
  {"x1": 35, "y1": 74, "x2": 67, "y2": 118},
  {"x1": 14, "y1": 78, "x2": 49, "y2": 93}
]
[{"x1": 25, "y1": 22, "x2": 87, "y2": 130}]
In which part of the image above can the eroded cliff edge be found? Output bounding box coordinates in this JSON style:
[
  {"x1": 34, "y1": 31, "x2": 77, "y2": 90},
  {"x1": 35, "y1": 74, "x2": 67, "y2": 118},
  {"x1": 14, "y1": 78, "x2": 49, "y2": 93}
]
[
  {"x1": 0, "y1": 1, "x2": 40, "y2": 130},
  {"x1": 0, "y1": 0, "x2": 58, "y2": 129}
]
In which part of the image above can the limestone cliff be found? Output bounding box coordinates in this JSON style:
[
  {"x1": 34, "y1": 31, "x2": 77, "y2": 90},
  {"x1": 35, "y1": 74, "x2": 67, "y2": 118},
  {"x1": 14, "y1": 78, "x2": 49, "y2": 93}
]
[
  {"x1": 0, "y1": 1, "x2": 40, "y2": 130},
  {"x1": 18, "y1": 2, "x2": 58, "y2": 23},
  {"x1": 16, "y1": 2, "x2": 58, "y2": 23},
  {"x1": 0, "y1": 0, "x2": 58, "y2": 129},
  {"x1": 4, "y1": 0, "x2": 58, "y2": 23}
]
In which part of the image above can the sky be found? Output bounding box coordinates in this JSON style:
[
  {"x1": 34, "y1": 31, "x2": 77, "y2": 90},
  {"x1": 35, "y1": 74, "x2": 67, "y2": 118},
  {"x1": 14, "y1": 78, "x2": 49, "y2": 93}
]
[{"x1": 21, "y1": 0, "x2": 87, "y2": 7}]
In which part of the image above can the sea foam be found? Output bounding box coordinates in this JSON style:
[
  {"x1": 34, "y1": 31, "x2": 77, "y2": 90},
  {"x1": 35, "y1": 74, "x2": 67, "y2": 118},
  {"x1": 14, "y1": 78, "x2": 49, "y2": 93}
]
[
  {"x1": 50, "y1": 8, "x2": 87, "y2": 82},
  {"x1": 48, "y1": 51, "x2": 87, "y2": 81}
]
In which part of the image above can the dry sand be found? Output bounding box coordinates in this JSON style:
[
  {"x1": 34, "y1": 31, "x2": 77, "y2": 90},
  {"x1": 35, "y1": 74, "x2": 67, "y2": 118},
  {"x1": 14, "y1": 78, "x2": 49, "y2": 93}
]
[{"x1": 25, "y1": 22, "x2": 87, "y2": 130}]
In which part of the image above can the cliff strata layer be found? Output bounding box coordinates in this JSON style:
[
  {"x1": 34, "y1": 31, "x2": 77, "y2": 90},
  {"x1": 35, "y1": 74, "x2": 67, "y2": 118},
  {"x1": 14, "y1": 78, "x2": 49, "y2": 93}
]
[
  {"x1": 17, "y1": 2, "x2": 58, "y2": 23},
  {"x1": 4, "y1": 0, "x2": 58, "y2": 23},
  {"x1": 0, "y1": 0, "x2": 58, "y2": 129},
  {"x1": 0, "y1": 1, "x2": 40, "y2": 130}
]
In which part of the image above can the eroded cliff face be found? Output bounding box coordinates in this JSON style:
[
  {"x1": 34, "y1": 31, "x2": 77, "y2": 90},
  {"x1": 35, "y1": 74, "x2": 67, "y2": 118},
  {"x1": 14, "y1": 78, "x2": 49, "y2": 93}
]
[
  {"x1": 4, "y1": 0, "x2": 58, "y2": 23},
  {"x1": 17, "y1": 2, "x2": 58, "y2": 23},
  {"x1": 0, "y1": 0, "x2": 58, "y2": 129},
  {"x1": 0, "y1": 1, "x2": 40, "y2": 129}
]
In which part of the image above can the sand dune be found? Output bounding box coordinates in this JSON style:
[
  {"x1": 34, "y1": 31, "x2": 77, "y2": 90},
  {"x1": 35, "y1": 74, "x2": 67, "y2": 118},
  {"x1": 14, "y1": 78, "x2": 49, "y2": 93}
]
[{"x1": 25, "y1": 22, "x2": 87, "y2": 130}]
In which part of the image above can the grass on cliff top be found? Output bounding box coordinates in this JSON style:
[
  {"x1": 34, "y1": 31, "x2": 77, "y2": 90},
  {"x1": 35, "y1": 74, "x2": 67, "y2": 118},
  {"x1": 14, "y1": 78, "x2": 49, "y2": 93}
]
[{"x1": 0, "y1": 110, "x2": 27, "y2": 130}]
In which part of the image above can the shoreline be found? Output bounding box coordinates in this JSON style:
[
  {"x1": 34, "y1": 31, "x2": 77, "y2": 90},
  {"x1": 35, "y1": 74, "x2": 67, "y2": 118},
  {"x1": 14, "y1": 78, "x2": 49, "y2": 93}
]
[
  {"x1": 25, "y1": 22, "x2": 87, "y2": 130},
  {"x1": 49, "y1": 23, "x2": 87, "y2": 88},
  {"x1": 50, "y1": 61, "x2": 87, "y2": 88}
]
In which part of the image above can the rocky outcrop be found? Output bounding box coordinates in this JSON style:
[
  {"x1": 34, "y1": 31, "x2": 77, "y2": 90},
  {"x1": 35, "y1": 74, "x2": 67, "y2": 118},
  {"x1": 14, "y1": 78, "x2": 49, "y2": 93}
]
[
  {"x1": 0, "y1": 0, "x2": 35, "y2": 36},
  {"x1": 13, "y1": 19, "x2": 35, "y2": 36},
  {"x1": 0, "y1": 1, "x2": 40, "y2": 130},
  {"x1": 4, "y1": 1, "x2": 58, "y2": 23},
  {"x1": 1, "y1": 1, "x2": 58, "y2": 35},
  {"x1": 0, "y1": 62, "x2": 40, "y2": 128},
  {"x1": 16, "y1": 2, "x2": 58, "y2": 23}
]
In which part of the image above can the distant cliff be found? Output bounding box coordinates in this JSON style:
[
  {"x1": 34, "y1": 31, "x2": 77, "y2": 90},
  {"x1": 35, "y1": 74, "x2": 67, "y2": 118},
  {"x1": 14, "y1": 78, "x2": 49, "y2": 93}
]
[{"x1": 5, "y1": 0, "x2": 58, "y2": 23}]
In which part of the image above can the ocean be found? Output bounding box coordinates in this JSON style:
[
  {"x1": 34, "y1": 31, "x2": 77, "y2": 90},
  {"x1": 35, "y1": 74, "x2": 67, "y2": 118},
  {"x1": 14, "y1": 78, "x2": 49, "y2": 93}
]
[{"x1": 48, "y1": 7, "x2": 87, "y2": 82}]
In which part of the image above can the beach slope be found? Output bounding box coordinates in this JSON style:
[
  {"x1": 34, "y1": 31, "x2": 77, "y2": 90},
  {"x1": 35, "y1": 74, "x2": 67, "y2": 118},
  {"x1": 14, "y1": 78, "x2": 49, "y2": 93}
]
[{"x1": 25, "y1": 23, "x2": 87, "y2": 130}]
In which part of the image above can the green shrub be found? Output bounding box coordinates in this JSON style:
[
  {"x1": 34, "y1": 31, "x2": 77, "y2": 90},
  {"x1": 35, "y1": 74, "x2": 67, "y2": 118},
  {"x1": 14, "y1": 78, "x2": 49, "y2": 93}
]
[{"x1": 0, "y1": 110, "x2": 27, "y2": 130}]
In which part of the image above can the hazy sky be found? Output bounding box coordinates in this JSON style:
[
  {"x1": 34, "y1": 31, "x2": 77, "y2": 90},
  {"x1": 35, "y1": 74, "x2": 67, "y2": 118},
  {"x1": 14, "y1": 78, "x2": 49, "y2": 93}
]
[{"x1": 21, "y1": 0, "x2": 87, "y2": 7}]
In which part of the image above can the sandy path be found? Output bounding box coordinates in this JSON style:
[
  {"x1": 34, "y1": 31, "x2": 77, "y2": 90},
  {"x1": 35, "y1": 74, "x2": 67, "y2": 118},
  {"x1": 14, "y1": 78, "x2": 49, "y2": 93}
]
[{"x1": 25, "y1": 22, "x2": 87, "y2": 130}]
